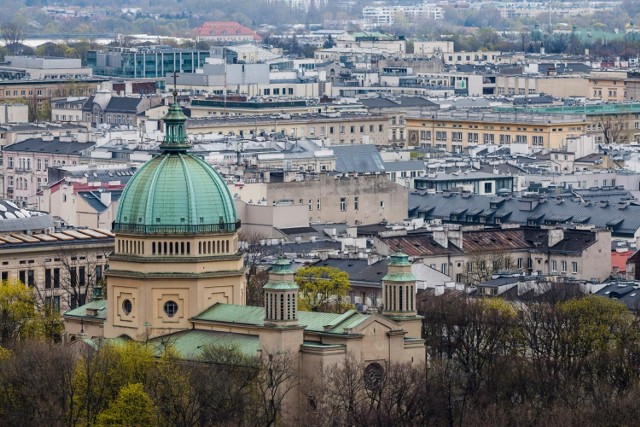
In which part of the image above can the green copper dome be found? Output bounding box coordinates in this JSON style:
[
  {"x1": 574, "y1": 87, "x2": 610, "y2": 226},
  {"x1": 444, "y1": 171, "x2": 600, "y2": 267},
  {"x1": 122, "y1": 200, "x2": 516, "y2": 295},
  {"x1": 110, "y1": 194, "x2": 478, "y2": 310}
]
[
  {"x1": 114, "y1": 153, "x2": 238, "y2": 234},
  {"x1": 114, "y1": 95, "x2": 239, "y2": 235}
]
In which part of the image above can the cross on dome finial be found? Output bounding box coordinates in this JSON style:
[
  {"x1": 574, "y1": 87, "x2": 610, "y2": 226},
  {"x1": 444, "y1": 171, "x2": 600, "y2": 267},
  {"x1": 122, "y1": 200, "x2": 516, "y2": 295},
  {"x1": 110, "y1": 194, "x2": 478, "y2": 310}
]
[{"x1": 172, "y1": 71, "x2": 178, "y2": 103}]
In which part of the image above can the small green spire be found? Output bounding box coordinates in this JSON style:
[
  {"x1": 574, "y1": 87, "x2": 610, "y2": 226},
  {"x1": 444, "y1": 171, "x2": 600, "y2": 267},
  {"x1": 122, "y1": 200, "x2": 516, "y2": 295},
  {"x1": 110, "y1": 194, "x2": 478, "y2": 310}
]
[
  {"x1": 388, "y1": 251, "x2": 411, "y2": 266},
  {"x1": 159, "y1": 71, "x2": 190, "y2": 152},
  {"x1": 263, "y1": 258, "x2": 298, "y2": 291}
]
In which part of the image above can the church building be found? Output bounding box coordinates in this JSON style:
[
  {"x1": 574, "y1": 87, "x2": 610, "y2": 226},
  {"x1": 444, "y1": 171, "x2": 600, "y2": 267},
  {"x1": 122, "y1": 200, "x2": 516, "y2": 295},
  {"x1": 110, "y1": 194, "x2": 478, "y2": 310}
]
[{"x1": 64, "y1": 90, "x2": 426, "y2": 419}]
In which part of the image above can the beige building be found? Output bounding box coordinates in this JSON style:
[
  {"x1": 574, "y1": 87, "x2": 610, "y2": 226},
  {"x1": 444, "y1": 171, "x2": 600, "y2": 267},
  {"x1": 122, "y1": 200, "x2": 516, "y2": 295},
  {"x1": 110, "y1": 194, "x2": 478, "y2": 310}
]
[
  {"x1": 589, "y1": 71, "x2": 627, "y2": 102},
  {"x1": 0, "y1": 227, "x2": 113, "y2": 311},
  {"x1": 496, "y1": 75, "x2": 589, "y2": 98},
  {"x1": 231, "y1": 173, "x2": 408, "y2": 226},
  {"x1": 187, "y1": 113, "x2": 391, "y2": 146},
  {"x1": 37, "y1": 180, "x2": 122, "y2": 230},
  {"x1": 406, "y1": 110, "x2": 588, "y2": 151},
  {"x1": 0, "y1": 78, "x2": 104, "y2": 104}
]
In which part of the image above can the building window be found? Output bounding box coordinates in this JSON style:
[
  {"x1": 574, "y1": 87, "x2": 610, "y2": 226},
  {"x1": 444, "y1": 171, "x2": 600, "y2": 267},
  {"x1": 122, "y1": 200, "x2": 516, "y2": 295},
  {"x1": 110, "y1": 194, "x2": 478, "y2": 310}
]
[
  {"x1": 122, "y1": 299, "x2": 132, "y2": 315},
  {"x1": 164, "y1": 300, "x2": 178, "y2": 317},
  {"x1": 440, "y1": 263, "x2": 447, "y2": 274},
  {"x1": 53, "y1": 268, "x2": 60, "y2": 288},
  {"x1": 380, "y1": 200, "x2": 384, "y2": 208},
  {"x1": 308, "y1": 199, "x2": 312, "y2": 211},
  {"x1": 551, "y1": 260, "x2": 557, "y2": 272},
  {"x1": 561, "y1": 261, "x2": 567, "y2": 272},
  {"x1": 572, "y1": 262, "x2": 578, "y2": 273},
  {"x1": 354, "y1": 196, "x2": 359, "y2": 211},
  {"x1": 340, "y1": 197, "x2": 347, "y2": 212}
]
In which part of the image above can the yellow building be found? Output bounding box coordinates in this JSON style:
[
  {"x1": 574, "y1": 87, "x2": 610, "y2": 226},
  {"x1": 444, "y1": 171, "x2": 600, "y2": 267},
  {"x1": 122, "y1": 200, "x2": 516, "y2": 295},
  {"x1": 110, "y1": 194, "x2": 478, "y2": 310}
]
[
  {"x1": 588, "y1": 71, "x2": 627, "y2": 102},
  {"x1": 406, "y1": 110, "x2": 587, "y2": 151}
]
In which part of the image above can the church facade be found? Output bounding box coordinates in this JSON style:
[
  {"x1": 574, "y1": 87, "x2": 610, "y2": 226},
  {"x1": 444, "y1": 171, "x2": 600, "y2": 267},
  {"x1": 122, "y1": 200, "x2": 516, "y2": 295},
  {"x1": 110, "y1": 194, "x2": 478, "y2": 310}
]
[{"x1": 63, "y1": 92, "x2": 426, "y2": 419}]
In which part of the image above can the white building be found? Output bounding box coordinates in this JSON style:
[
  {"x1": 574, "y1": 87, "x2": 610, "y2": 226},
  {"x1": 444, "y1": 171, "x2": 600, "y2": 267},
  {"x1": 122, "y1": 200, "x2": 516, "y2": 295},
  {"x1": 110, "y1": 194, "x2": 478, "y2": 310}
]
[{"x1": 362, "y1": 3, "x2": 444, "y2": 30}]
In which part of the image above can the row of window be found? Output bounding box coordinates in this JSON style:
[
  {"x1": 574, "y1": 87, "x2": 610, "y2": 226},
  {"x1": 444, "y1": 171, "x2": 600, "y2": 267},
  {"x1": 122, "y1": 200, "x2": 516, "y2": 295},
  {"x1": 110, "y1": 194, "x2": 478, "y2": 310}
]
[
  {"x1": 5, "y1": 157, "x2": 75, "y2": 170},
  {"x1": 420, "y1": 130, "x2": 545, "y2": 146},
  {"x1": 119, "y1": 239, "x2": 146, "y2": 255},
  {"x1": 118, "y1": 239, "x2": 234, "y2": 256},
  {"x1": 0, "y1": 87, "x2": 93, "y2": 98},
  {"x1": 262, "y1": 88, "x2": 294, "y2": 96},
  {"x1": 3, "y1": 265, "x2": 103, "y2": 290},
  {"x1": 198, "y1": 240, "x2": 230, "y2": 255}
]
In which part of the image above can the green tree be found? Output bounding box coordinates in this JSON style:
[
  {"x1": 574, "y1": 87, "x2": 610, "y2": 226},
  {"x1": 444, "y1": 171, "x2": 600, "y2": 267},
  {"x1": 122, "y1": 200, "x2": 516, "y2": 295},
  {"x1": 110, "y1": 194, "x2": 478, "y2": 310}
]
[
  {"x1": 96, "y1": 383, "x2": 157, "y2": 427},
  {"x1": 295, "y1": 266, "x2": 352, "y2": 313},
  {"x1": 72, "y1": 341, "x2": 155, "y2": 425},
  {"x1": 0, "y1": 279, "x2": 42, "y2": 344}
]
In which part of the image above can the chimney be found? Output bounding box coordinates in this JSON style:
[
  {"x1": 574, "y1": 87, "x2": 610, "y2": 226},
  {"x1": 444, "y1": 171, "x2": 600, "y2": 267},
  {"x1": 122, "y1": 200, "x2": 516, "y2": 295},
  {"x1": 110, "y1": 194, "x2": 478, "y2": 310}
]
[
  {"x1": 434, "y1": 284, "x2": 445, "y2": 296},
  {"x1": 433, "y1": 229, "x2": 448, "y2": 248},
  {"x1": 100, "y1": 191, "x2": 112, "y2": 206},
  {"x1": 448, "y1": 229, "x2": 463, "y2": 249},
  {"x1": 548, "y1": 228, "x2": 564, "y2": 248}
]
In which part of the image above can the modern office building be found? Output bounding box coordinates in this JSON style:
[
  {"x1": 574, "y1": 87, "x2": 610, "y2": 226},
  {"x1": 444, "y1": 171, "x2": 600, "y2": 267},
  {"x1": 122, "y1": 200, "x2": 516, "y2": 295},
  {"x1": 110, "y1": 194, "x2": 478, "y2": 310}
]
[{"x1": 87, "y1": 47, "x2": 211, "y2": 79}]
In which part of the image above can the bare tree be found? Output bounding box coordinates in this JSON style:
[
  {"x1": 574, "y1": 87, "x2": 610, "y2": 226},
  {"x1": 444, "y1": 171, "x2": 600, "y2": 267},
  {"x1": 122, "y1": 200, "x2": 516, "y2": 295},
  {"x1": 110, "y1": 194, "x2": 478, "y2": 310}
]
[
  {"x1": 250, "y1": 351, "x2": 298, "y2": 427},
  {"x1": 239, "y1": 229, "x2": 269, "y2": 306},
  {"x1": 599, "y1": 115, "x2": 632, "y2": 144},
  {"x1": 1, "y1": 21, "x2": 24, "y2": 54},
  {"x1": 463, "y1": 250, "x2": 515, "y2": 285}
]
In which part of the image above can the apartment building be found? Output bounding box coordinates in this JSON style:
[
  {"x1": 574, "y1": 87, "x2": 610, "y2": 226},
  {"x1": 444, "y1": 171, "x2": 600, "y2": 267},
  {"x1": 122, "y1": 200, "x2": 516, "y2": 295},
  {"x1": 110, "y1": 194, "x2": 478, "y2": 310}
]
[
  {"x1": 189, "y1": 98, "x2": 322, "y2": 117},
  {"x1": 0, "y1": 78, "x2": 105, "y2": 104},
  {"x1": 231, "y1": 173, "x2": 408, "y2": 226},
  {"x1": 588, "y1": 71, "x2": 627, "y2": 102},
  {"x1": 495, "y1": 75, "x2": 589, "y2": 98},
  {"x1": 363, "y1": 4, "x2": 444, "y2": 30},
  {"x1": 405, "y1": 110, "x2": 587, "y2": 151},
  {"x1": 520, "y1": 103, "x2": 640, "y2": 144},
  {"x1": 375, "y1": 226, "x2": 611, "y2": 283},
  {"x1": 0, "y1": 226, "x2": 113, "y2": 311},
  {"x1": 186, "y1": 113, "x2": 391, "y2": 146},
  {"x1": 2, "y1": 137, "x2": 95, "y2": 207}
]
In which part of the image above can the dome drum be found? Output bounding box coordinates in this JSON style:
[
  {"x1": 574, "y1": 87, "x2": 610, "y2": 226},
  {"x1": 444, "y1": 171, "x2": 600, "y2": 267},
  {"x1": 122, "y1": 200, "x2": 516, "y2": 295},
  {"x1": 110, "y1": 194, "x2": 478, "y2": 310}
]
[{"x1": 112, "y1": 219, "x2": 241, "y2": 235}]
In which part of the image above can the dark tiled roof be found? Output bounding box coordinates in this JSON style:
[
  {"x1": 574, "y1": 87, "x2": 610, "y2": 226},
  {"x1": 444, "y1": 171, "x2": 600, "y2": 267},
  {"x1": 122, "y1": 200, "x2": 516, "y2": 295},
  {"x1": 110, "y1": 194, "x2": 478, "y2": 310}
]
[
  {"x1": 105, "y1": 97, "x2": 142, "y2": 112},
  {"x1": 77, "y1": 190, "x2": 123, "y2": 213},
  {"x1": 3, "y1": 138, "x2": 95, "y2": 154},
  {"x1": 332, "y1": 144, "x2": 385, "y2": 173},
  {"x1": 383, "y1": 160, "x2": 425, "y2": 172},
  {"x1": 596, "y1": 282, "x2": 640, "y2": 311},
  {"x1": 313, "y1": 258, "x2": 387, "y2": 286},
  {"x1": 409, "y1": 192, "x2": 640, "y2": 237}
]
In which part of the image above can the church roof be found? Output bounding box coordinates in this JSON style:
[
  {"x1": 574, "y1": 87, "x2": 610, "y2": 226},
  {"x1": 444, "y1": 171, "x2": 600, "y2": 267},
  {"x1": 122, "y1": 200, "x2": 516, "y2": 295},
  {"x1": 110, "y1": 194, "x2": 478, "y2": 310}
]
[
  {"x1": 149, "y1": 329, "x2": 259, "y2": 359},
  {"x1": 192, "y1": 303, "x2": 372, "y2": 335},
  {"x1": 64, "y1": 298, "x2": 108, "y2": 322}
]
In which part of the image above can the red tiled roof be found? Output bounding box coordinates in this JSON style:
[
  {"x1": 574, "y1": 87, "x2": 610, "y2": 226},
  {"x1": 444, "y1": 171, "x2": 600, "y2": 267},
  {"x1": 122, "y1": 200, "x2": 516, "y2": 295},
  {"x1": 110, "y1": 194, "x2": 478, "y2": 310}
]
[
  {"x1": 196, "y1": 21, "x2": 262, "y2": 41},
  {"x1": 612, "y1": 250, "x2": 633, "y2": 274}
]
